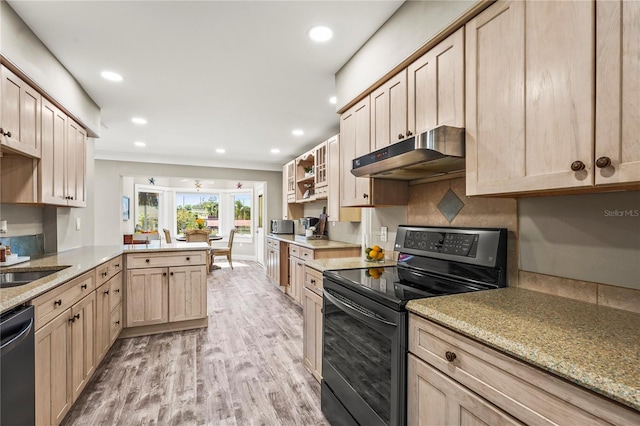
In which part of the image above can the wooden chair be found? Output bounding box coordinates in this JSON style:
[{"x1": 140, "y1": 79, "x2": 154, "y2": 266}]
[
  {"x1": 211, "y1": 228, "x2": 236, "y2": 270},
  {"x1": 186, "y1": 229, "x2": 213, "y2": 272},
  {"x1": 163, "y1": 228, "x2": 172, "y2": 243}
]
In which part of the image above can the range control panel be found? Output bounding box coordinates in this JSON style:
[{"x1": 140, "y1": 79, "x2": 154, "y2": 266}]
[{"x1": 402, "y1": 231, "x2": 478, "y2": 257}]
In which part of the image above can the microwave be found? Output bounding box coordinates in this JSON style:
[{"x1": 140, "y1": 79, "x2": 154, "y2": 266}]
[{"x1": 270, "y1": 219, "x2": 294, "y2": 234}]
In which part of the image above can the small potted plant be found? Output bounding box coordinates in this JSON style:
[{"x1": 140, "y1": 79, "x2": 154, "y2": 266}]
[{"x1": 304, "y1": 166, "x2": 314, "y2": 177}]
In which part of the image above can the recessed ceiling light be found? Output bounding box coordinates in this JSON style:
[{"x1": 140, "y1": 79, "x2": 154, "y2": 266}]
[
  {"x1": 271, "y1": 148, "x2": 280, "y2": 154},
  {"x1": 131, "y1": 117, "x2": 147, "y2": 125},
  {"x1": 329, "y1": 96, "x2": 337, "y2": 105},
  {"x1": 308, "y1": 26, "x2": 333, "y2": 42},
  {"x1": 292, "y1": 129, "x2": 304, "y2": 137},
  {"x1": 101, "y1": 70, "x2": 123, "y2": 82},
  {"x1": 134, "y1": 141, "x2": 146, "y2": 147},
  {"x1": 216, "y1": 148, "x2": 226, "y2": 154}
]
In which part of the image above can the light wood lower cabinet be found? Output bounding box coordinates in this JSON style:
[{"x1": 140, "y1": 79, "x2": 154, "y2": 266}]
[
  {"x1": 35, "y1": 310, "x2": 72, "y2": 426},
  {"x1": 408, "y1": 354, "x2": 523, "y2": 426},
  {"x1": 125, "y1": 251, "x2": 208, "y2": 334},
  {"x1": 289, "y1": 254, "x2": 305, "y2": 306},
  {"x1": 303, "y1": 265, "x2": 324, "y2": 382},
  {"x1": 408, "y1": 314, "x2": 640, "y2": 426},
  {"x1": 95, "y1": 271, "x2": 123, "y2": 364},
  {"x1": 70, "y1": 292, "x2": 95, "y2": 402}
]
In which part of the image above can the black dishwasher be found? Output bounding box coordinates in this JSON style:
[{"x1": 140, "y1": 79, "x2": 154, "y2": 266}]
[{"x1": 1, "y1": 305, "x2": 35, "y2": 426}]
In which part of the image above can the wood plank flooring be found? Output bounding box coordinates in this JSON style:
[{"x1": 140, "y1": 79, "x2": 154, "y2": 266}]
[{"x1": 61, "y1": 261, "x2": 330, "y2": 426}]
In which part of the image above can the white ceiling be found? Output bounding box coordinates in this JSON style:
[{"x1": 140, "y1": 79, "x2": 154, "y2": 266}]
[{"x1": 7, "y1": 0, "x2": 403, "y2": 171}]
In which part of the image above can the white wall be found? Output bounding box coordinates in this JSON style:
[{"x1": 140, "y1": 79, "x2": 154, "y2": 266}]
[
  {"x1": 0, "y1": 0, "x2": 101, "y2": 136},
  {"x1": 335, "y1": 0, "x2": 476, "y2": 110}
]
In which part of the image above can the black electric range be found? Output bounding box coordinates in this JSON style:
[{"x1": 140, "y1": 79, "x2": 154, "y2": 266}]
[{"x1": 321, "y1": 225, "x2": 508, "y2": 426}]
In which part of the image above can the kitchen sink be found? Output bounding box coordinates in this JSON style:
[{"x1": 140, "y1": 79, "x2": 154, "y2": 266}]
[{"x1": 0, "y1": 267, "x2": 69, "y2": 289}]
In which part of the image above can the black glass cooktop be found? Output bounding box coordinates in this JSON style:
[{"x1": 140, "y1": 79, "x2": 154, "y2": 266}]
[{"x1": 324, "y1": 265, "x2": 496, "y2": 310}]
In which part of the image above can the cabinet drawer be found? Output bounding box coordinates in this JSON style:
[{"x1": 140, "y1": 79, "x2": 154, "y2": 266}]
[
  {"x1": 304, "y1": 266, "x2": 323, "y2": 295},
  {"x1": 409, "y1": 314, "x2": 640, "y2": 426},
  {"x1": 95, "y1": 261, "x2": 111, "y2": 287},
  {"x1": 315, "y1": 187, "x2": 328, "y2": 199},
  {"x1": 109, "y1": 255, "x2": 123, "y2": 277},
  {"x1": 32, "y1": 270, "x2": 95, "y2": 330},
  {"x1": 289, "y1": 244, "x2": 300, "y2": 257},
  {"x1": 126, "y1": 251, "x2": 206, "y2": 269},
  {"x1": 267, "y1": 238, "x2": 279, "y2": 249},
  {"x1": 300, "y1": 247, "x2": 314, "y2": 261},
  {"x1": 287, "y1": 194, "x2": 296, "y2": 203}
]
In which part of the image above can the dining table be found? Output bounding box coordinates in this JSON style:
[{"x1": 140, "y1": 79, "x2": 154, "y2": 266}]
[{"x1": 175, "y1": 235, "x2": 223, "y2": 242}]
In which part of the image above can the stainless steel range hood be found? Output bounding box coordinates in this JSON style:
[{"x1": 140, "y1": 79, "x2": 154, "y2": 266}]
[{"x1": 351, "y1": 125, "x2": 465, "y2": 180}]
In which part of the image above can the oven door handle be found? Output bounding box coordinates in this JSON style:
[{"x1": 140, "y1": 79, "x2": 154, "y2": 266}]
[{"x1": 323, "y1": 289, "x2": 397, "y2": 330}]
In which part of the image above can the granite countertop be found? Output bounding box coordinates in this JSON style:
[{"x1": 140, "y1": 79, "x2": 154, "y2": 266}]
[
  {"x1": 305, "y1": 257, "x2": 397, "y2": 272},
  {"x1": 406, "y1": 287, "x2": 640, "y2": 411},
  {"x1": 0, "y1": 242, "x2": 209, "y2": 313},
  {"x1": 267, "y1": 234, "x2": 361, "y2": 250}
]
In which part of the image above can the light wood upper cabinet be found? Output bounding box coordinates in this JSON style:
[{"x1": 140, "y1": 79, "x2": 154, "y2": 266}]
[
  {"x1": 0, "y1": 65, "x2": 41, "y2": 158},
  {"x1": 65, "y1": 119, "x2": 87, "y2": 207},
  {"x1": 327, "y1": 134, "x2": 361, "y2": 222},
  {"x1": 370, "y1": 70, "x2": 408, "y2": 151},
  {"x1": 595, "y1": 0, "x2": 640, "y2": 185},
  {"x1": 465, "y1": 0, "x2": 595, "y2": 195},
  {"x1": 340, "y1": 97, "x2": 372, "y2": 206},
  {"x1": 40, "y1": 99, "x2": 67, "y2": 205},
  {"x1": 408, "y1": 28, "x2": 464, "y2": 135},
  {"x1": 315, "y1": 141, "x2": 328, "y2": 190}
]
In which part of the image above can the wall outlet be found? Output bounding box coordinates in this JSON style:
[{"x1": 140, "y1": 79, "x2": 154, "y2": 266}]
[
  {"x1": 380, "y1": 226, "x2": 388, "y2": 242},
  {"x1": 76, "y1": 218, "x2": 81, "y2": 231}
]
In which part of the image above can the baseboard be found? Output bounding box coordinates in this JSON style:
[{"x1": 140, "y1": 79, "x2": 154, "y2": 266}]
[{"x1": 119, "y1": 317, "x2": 208, "y2": 338}]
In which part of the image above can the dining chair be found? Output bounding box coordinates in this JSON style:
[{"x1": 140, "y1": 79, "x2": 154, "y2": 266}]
[
  {"x1": 163, "y1": 228, "x2": 172, "y2": 243},
  {"x1": 211, "y1": 228, "x2": 236, "y2": 270},
  {"x1": 186, "y1": 229, "x2": 213, "y2": 272}
]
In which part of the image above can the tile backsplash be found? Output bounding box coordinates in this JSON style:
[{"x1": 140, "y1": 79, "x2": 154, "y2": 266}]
[{"x1": 0, "y1": 233, "x2": 45, "y2": 257}]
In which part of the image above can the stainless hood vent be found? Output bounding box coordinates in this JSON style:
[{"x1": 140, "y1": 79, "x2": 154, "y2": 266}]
[{"x1": 351, "y1": 125, "x2": 465, "y2": 180}]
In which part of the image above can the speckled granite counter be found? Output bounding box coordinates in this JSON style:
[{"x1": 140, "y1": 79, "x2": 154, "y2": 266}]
[
  {"x1": 0, "y1": 242, "x2": 209, "y2": 313},
  {"x1": 267, "y1": 234, "x2": 361, "y2": 250},
  {"x1": 406, "y1": 287, "x2": 640, "y2": 411},
  {"x1": 305, "y1": 257, "x2": 396, "y2": 272}
]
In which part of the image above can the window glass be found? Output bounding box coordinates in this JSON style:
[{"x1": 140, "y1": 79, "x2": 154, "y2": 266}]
[
  {"x1": 234, "y1": 193, "x2": 252, "y2": 235},
  {"x1": 136, "y1": 192, "x2": 159, "y2": 232},
  {"x1": 176, "y1": 193, "x2": 219, "y2": 235}
]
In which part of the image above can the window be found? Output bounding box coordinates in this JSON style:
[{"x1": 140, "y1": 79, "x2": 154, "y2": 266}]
[
  {"x1": 176, "y1": 192, "x2": 220, "y2": 235},
  {"x1": 233, "y1": 193, "x2": 252, "y2": 236},
  {"x1": 136, "y1": 191, "x2": 160, "y2": 232}
]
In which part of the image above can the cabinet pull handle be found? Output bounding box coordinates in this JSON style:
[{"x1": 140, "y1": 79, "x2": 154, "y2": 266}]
[
  {"x1": 570, "y1": 161, "x2": 585, "y2": 172},
  {"x1": 445, "y1": 351, "x2": 457, "y2": 362},
  {"x1": 81, "y1": 284, "x2": 87, "y2": 290},
  {"x1": 363, "y1": 193, "x2": 369, "y2": 199},
  {"x1": 398, "y1": 133, "x2": 404, "y2": 140},
  {"x1": 145, "y1": 259, "x2": 150, "y2": 263},
  {"x1": 54, "y1": 299, "x2": 62, "y2": 307},
  {"x1": 406, "y1": 130, "x2": 413, "y2": 136},
  {"x1": 595, "y1": 156, "x2": 611, "y2": 168}
]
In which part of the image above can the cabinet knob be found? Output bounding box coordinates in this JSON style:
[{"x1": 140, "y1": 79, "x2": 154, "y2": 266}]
[
  {"x1": 115, "y1": 289, "x2": 120, "y2": 293},
  {"x1": 170, "y1": 272, "x2": 174, "y2": 276},
  {"x1": 406, "y1": 130, "x2": 413, "y2": 136},
  {"x1": 0, "y1": 128, "x2": 11, "y2": 137},
  {"x1": 363, "y1": 193, "x2": 369, "y2": 199},
  {"x1": 163, "y1": 272, "x2": 167, "y2": 276},
  {"x1": 115, "y1": 320, "x2": 120, "y2": 325},
  {"x1": 74, "y1": 313, "x2": 80, "y2": 320},
  {"x1": 398, "y1": 133, "x2": 405, "y2": 140},
  {"x1": 445, "y1": 351, "x2": 457, "y2": 362},
  {"x1": 310, "y1": 279, "x2": 316, "y2": 284},
  {"x1": 115, "y1": 263, "x2": 120, "y2": 268},
  {"x1": 186, "y1": 257, "x2": 190, "y2": 261},
  {"x1": 145, "y1": 259, "x2": 150, "y2": 263},
  {"x1": 104, "y1": 290, "x2": 109, "y2": 295},
  {"x1": 102, "y1": 271, "x2": 108, "y2": 277},
  {"x1": 68, "y1": 317, "x2": 75, "y2": 323},
  {"x1": 570, "y1": 161, "x2": 586, "y2": 172},
  {"x1": 54, "y1": 299, "x2": 62, "y2": 307},
  {"x1": 595, "y1": 156, "x2": 612, "y2": 168},
  {"x1": 81, "y1": 284, "x2": 87, "y2": 290}
]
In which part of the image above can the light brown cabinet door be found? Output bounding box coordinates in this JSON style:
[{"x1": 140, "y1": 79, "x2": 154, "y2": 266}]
[
  {"x1": 94, "y1": 282, "x2": 111, "y2": 364},
  {"x1": 408, "y1": 27, "x2": 464, "y2": 135},
  {"x1": 595, "y1": 0, "x2": 640, "y2": 185},
  {"x1": 110, "y1": 302, "x2": 123, "y2": 345},
  {"x1": 340, "y1": 97, "x2": 371, "y2": 206},
  {"x1": 327, "y1": 134, "x2": 361, "y2": 222},
  {"x1": 466, "y1": 0, "x2": 594, "y2": 195},
  {"x1": 315, "y1": 141, "x2": 328, "y2": 190},
  {"x1": 35, "y1": 309, "x2": 71, "y2": 426},
  {"x1": 70, "y1": 293, "x2": 96, "y2": 402},
  {"x1": 303, "y1": 287, "x2": 323, "y2": 382},
  {"x1": 65, "y1": 120, "x2": 86, "y2": 207},
  {"x1": 126, "y1": 267, "x2": 168, "y2": 327},
  {"x1": 0, "y1": 65, "x2": 41, "y2": 158},
  {"x1": 168, "y1": 265, "x2": 207, "y2": 322},
  {"x1": 407, "y1": 354, "x2": 523, "y2": 426},
  {"x1": 370, "y1": 70, "x2": 408, "y2": 151},
  {"x1": 40, "y1": 98, "x2": 67, "y2": 205}
]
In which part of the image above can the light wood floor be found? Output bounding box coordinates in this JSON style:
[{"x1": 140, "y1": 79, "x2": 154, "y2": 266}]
[{"x1": 62, "y1": 261, "x2": 329, "y2": 426}]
